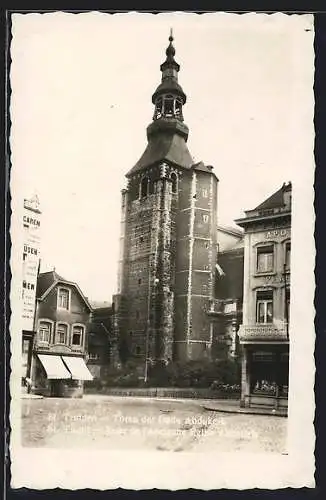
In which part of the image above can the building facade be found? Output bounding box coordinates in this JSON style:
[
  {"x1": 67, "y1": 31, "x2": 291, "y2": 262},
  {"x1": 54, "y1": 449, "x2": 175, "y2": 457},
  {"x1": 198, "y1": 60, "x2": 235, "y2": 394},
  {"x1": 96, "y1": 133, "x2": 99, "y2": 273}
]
[
  {"x1": 31, "y1": 271, "x2": 93, "y2": 397},
  {"x1": 113, "y1": 33, "x2": 219, "y2": 369},
  {"x1": 236, "y1": 182, "x2": 291, "y2": 409},
  {"x1": 22, "y1": 195, "x2": 41, "y2": 389}
]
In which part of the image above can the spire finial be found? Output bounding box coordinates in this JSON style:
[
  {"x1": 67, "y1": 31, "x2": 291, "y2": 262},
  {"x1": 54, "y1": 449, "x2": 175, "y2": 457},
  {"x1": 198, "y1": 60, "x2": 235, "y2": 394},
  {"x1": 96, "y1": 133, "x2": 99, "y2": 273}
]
[{"x1": 169, "y1": 27, "x2": 173, "y2": 42}]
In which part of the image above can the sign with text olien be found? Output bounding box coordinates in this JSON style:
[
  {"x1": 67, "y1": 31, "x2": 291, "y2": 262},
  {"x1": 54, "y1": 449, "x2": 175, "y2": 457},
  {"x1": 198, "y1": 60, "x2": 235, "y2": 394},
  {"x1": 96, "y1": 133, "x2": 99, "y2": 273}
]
[{"x1": 22, "y1": 196, "x2": 41, "y2": 331}]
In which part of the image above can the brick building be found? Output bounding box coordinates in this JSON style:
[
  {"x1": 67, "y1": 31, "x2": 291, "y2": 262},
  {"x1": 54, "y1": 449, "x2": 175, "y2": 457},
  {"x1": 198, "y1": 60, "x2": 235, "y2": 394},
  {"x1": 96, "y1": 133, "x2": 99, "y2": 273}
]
[
  {"x1": 31, "y1": 270, "x2": 93, "y2": 397},
  {"x1": 236, "y1": 182, "x2": 291, "y2": 409},
  {"x1": 113, "y1": 32, "x2": 219, "y2": 370}
]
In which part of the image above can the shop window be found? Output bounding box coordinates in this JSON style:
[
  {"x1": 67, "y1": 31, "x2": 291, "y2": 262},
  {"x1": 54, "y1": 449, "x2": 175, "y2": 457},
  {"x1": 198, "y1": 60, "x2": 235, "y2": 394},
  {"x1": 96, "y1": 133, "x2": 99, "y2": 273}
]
[
  {"x1": 285, "y1": 241, "x2": 291, "y2": 270},
  {"x1": 72, "y1": 325, "x2": 84, "y2": 346},
  {"x1": 256, "y1": 290, "x2": 273, "y2": 324},
  {"x1": 256, "y1": 245, "x2": 274, "y2": 273},
  {"x1": 140, "y1": 177, "x2": 149, "y2": 198},
  {"x1": 39, "y1": 321, "x2": 51, "y2": 343},
  {"x1": 57, "y1": 287, "x2": 70, "y2": 310},
  {"x1": 56, "y1": 323, "x2": 68, "y2": 344}
]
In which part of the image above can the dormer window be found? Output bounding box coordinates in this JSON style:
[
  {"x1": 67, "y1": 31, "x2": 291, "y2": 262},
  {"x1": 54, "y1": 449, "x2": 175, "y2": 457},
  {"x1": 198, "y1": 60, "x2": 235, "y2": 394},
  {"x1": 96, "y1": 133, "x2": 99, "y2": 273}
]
[
  {"x1": 57, "y1": 287, "x2": 70, "y2": 310},
  {"x1": 140, "y1": 177, "x2": 149, "y2": 198}
]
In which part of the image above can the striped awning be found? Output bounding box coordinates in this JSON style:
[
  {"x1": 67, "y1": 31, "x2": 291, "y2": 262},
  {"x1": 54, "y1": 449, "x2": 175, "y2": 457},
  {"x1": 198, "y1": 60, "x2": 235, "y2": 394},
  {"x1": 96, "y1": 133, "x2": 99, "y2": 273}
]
[
  {"x1": 38, "y1": 354, "x2": 71, "y2": 380},
  {"x1": 62, "y1": 356, "x2": 93, "y2": 381}
]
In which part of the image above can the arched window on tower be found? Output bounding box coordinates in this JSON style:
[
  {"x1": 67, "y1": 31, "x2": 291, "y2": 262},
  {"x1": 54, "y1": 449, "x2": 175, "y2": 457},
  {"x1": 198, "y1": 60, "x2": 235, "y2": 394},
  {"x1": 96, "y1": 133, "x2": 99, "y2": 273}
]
[
  {"x1": 175, "y1": 98, "x2": 183, "y2": 121},
  {"x1": 153, "y1": 97, "x2": 163, "y2": 120},
  {"x1": 164, "y1": 95, "x2": 174, "y2": 117},
  {"x1": 170, "y1": 172, "x2": 178, "y2": 194},
  {"x1": 140, "y1": 177, "x2": 149, "y2": 198}
]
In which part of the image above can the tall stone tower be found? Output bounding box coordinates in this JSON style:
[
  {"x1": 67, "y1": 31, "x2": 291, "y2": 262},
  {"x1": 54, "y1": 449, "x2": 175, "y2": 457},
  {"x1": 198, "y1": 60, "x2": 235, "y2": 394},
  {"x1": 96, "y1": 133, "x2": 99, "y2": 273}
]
[{"x1": 114, "y1": 32, "x2": 219, "y2": 367}]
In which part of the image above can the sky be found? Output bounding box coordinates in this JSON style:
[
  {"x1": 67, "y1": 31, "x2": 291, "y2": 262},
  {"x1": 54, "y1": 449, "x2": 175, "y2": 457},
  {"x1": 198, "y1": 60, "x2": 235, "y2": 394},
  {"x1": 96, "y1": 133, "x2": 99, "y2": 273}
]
[{"x1": 10, "y1": 12, "x2": 314, "y2": 302}]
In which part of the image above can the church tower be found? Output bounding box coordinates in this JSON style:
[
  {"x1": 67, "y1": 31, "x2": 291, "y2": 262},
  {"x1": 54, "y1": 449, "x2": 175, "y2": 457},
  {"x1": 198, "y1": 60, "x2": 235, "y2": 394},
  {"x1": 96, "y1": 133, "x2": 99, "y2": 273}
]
[{"x1": 114, "y1": 32, "x2": 219, "y2": 367}]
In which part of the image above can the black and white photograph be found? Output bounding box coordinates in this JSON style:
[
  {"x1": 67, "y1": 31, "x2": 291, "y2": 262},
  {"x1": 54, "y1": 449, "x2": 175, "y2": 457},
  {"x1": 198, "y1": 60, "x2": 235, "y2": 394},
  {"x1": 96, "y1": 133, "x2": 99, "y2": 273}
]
[{"x1": 9, "y1": 11, "x2": 315, "y2": 490}]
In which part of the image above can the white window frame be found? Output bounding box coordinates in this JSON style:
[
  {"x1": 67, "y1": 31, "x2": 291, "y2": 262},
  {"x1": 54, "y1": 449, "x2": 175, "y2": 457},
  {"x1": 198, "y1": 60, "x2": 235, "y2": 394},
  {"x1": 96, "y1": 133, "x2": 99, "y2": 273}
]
[
  {"x1": 256, "y1": 245, "x2": 274, "y2": 274},
  {"x1": 284, "y1": 240, "x2": 291, "y2": 270},
  {"x1": 57, "y1": 287, "x2": 71, "y2": 311},
  {"x1": 256, "y1": 291, "x2": 274, "y2": 324},
  {"x1": 55, "y1": 322, "x2": 69, "y2": 345},
  {"x1": 38, "y1": 319, "x2": 54, "y2": 343},
  {"x1": 71, "y1": 323, "x2": 85, "y2": 347},
  {"x1": 88, "y1": 352, "x2": 100, "y2": 360}
]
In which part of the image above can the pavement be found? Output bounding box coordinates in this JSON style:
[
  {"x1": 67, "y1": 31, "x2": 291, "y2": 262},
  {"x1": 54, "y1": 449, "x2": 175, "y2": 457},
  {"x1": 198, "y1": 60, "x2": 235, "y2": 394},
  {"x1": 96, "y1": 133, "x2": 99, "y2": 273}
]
[
  {"x1": 21, "y1": 393, "x2": 43, "y2": 399},
  {"x1": 21, "y1": 392, "x2": 287, "y2": 416},
  {"x1": 200, "y1": 398, "x2": 288, "y2": 417}
]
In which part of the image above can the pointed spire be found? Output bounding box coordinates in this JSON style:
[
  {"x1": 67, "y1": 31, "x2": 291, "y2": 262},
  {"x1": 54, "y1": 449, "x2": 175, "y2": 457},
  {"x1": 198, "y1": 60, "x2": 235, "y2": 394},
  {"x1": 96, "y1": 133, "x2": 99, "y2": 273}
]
[
  {"x1": 161, "y1": 29, "x2": 179, "y2": 72},
  {"x1": 165, "y1": 28, "x2": 176, "y2": 61}
]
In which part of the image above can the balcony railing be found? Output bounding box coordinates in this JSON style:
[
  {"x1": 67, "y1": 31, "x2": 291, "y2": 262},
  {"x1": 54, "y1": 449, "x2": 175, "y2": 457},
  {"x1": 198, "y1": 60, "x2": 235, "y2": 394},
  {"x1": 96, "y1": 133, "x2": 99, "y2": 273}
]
[{"x1": 238, "y1": 323, "x2": 289, "y2": 342}]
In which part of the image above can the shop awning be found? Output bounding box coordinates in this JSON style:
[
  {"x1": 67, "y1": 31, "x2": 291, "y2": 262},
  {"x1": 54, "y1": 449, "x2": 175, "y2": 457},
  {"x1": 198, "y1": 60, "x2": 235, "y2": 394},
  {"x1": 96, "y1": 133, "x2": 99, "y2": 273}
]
[
  {"x1": 38, "y1": 354, "x2": 71, "y2": 380},
  {"x1": 62, "y1": 356, "x2": 93, "y2": 381}
]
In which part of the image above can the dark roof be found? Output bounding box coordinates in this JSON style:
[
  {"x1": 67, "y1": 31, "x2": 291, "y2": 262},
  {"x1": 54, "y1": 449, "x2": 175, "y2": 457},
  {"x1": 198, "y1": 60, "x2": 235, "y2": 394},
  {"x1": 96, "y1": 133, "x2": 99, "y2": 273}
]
[
  {"x1": 192, "y1": 162, "x2": 216, "y2": 175},
  {"x1": 127, "y1": 131, "x2": 194, "y2": 176},
  {"x1": 217, "y1": 225, "x2": 243, "y2": 237},
  {"x1": 36, "y1": 271, "x2": 67, "y2": 299},
  {"x1": 36, "y1": 270, "x2": 92, "y2": 311},
  {"x1": 89, "y1": 300, "x2": 112, "y2": 309},
  {"x1": 152, "y1": 79, "x2": 186, "y2": 104},
  {"x1": 254, "y1": 182, "x2": 292, "y2": 211}
]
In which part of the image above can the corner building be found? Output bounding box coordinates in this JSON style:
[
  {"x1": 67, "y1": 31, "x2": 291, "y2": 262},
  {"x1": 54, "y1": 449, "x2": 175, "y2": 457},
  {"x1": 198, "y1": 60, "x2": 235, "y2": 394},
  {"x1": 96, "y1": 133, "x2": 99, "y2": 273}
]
[
  {"x1": 236, "y1": 182, "x2": 291, "y2": 409},
  {"x1": 114, "y1": 34, "x2": 218, "y2": 364}
]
